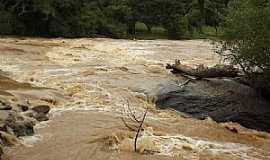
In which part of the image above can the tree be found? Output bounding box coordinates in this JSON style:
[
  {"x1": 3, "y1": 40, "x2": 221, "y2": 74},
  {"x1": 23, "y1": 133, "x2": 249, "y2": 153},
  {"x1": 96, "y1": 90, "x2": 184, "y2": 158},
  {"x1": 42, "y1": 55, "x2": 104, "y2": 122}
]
[
  {"x1": 159, "y1": 0, "x2": 188, "y2": 38},
  {"x1": 133, "y1": 0, "x2": 159, "y2": 32},
  {"x1": 218, "y1": 0, "x2": 270, "y2": 96},
  {"x1": 204, "y1": 0, "x2": 227, "y2": 34},
  {"x1": 187, "y1": 0, "x2": 228, "y2": 34},
  {"x1": 0, "y1": 0, "x2": 203, "y2": 38}
]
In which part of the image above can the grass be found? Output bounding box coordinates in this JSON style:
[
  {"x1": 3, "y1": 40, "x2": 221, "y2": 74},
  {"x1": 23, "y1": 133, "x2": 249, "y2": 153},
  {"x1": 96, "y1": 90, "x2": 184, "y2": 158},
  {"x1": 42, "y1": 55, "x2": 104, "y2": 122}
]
[
  {"x1": 189, "y1": 26, "x2": 224, "y2": 40},
  {"x1": 133, "y1": 22, "x2": 168, "y2": 40},
  {"x1": 132, "y1": 22, "x2": 224, "y2": 40}
]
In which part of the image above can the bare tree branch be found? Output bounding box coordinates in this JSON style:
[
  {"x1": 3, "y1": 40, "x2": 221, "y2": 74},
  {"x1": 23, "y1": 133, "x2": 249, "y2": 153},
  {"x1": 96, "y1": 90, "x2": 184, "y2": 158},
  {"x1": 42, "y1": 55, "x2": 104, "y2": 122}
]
[
  {"x1": 120, "y1": 117, "x2": 137, "y2": 132},
  {"x1": 177, "y1": 79, "x2": 192, "y2": 87},
  {"x1": 126, "y1": 100, "x2": 142, "y2": 123},
  {"x1": 121, "y1": 99, "x2": 149, "y2": 152},
  {"x1": 134, "y1": 107, "x2": 148, "y2": 152}
]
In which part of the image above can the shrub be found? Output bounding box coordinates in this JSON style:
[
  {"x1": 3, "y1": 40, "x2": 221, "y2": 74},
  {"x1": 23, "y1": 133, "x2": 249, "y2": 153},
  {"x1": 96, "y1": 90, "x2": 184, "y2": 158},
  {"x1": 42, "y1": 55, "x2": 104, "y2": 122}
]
[
  {"x1": 164, "y1": 16, "x2": 188, "y2": 39},
  {"x1": 218, "y1": 0, "x2": 270, "y2": 96},
  {"x1": 0, "y1": 10, "x2": 25, "y2": 35}
]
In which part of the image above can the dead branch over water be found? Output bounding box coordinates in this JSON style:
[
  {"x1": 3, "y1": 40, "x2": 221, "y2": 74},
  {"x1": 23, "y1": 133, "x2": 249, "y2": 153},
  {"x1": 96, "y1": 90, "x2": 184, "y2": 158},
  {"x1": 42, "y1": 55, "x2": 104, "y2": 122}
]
[{"x1": 121, "y1": 100, "x2": 148, "y2": 152}]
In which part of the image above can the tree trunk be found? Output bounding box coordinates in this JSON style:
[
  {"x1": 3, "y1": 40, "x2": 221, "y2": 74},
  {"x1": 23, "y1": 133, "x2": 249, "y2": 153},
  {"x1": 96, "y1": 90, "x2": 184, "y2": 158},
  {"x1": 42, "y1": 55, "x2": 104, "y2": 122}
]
[
  {"x1": 166, "y1": 60, "x2": 240, "y2": 78},
  {"x1": 127, "y1": 21, "x2": 136, "y2": 35},
  {"x1": 146, "y1": 25, "x2": 152, "y2": 33},
  {"x1": 198, "y1": 0, "x2": 205, "y2": 25}
]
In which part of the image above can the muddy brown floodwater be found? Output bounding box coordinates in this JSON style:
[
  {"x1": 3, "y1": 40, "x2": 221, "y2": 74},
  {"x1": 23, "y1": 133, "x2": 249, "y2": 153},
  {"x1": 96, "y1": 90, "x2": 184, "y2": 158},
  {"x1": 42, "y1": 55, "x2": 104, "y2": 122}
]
[{"x1": 0, "y1": 37, "x2": 270, "y2": 160}]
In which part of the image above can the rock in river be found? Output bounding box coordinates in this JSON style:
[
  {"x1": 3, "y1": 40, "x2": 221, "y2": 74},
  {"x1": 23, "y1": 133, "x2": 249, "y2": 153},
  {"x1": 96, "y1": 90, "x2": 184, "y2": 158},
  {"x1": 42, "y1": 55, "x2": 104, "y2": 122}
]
[
  {"x1": 0, "y1": 100, "x2": 12, "y2": 111},
  {"x1": 23, "y1": 110, "x2": 49, "y2": 122},
  {"x1": 0, "y1": 111, "x2": 35, "y2": 137},
  {"x1": 26, "y1": 105, "x2": 50, "y2": 122},
  {"x1": 31, "y1": 105, "x2": 50, "y2": 114},
  {"x1": 155, "y1": 78, "x2": 270, "y2": 132}
]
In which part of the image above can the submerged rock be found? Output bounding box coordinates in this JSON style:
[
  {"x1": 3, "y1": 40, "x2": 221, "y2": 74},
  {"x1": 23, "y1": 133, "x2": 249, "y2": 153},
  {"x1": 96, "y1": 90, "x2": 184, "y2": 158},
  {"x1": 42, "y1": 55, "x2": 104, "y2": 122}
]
[
  {"x1": 31, "y1": 105, "x2": 50, "y2": 114},
  {"x1": 11, "y1": 118, "x2": 35, "y2": 137},
  {"x1": 0, "y1": 145, "x2": 2, "y2": 160},
  {"x1": 0, "y1": 131, "x2": 20, "y2": 146},
  {"x1": 0, "y1": 131, "x2": 21, "y2": 160},
  {"x1": 0, "y1": 111, "x2": 11, "y2": 131},
  {"x1": 0, "y1": 111, "x2": 35, "y2": 137},
  {"x1": 33, "y1": 112, "x2": 49, "y2": 122},
  {"x1": 0, "y1": 105, "x2": 12, "y2": 111},
  {"x1": 155, "y1": 78, "x2": 270, "y2": 132},
  {"x1": 23, "y1": 105, "x2": 51, "y2": 122},
  {"x1": 0, "y1": 100, "x2": 12, "y2": 111},
  {"x1": 23, "y1": 110, "x2": 49, "y2": 122},
  {"x1": 15, "y1": 104, "x2": 29, "y2": 112}
]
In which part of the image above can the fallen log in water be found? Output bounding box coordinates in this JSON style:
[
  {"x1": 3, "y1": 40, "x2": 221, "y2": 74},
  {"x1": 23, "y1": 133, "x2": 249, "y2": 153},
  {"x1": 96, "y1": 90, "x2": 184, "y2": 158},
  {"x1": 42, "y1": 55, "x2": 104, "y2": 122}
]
[{"x1": 166, "y1": 59, "x2": 240, "y2": 78}]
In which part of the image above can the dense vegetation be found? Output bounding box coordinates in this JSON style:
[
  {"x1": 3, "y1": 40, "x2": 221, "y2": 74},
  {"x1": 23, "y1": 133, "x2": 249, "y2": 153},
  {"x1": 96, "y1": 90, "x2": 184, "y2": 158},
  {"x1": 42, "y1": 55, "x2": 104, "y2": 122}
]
[
  {"x1": 0, "y1": 0, "x2": 228, "y2": 39},
  {"x1": 218, "y1": 0, "x2": 270, "y2": 96}
]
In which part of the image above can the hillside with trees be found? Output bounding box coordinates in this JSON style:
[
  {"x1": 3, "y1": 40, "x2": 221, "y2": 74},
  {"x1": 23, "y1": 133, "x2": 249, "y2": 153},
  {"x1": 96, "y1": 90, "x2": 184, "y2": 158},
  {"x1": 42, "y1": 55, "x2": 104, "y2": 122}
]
[{"x1": 0, "y1": 0, "x2": 228, "y2": 39}]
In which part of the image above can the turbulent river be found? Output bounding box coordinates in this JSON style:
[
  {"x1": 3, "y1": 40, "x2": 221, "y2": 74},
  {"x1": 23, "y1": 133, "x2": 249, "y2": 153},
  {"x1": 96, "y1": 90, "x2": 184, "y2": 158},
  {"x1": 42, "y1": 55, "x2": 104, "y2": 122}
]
[{"x1": 0, "y1": 38, "x2": 269, "y2": 160}]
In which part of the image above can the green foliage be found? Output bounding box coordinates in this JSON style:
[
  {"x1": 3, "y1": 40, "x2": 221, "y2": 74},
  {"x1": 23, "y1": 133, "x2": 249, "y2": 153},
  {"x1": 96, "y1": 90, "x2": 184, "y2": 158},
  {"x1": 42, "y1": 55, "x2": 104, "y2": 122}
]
[
  {"x1": 0, "y1": 10, "x2": 15, "y2": 34},
  {"x1": 0, "y1": 0, "x2": 231, "y2": 38},
  {"x1": 158, "y1": 0, "x2": 188, "y2": 39},
  {"x1": 0, "y1": 0, "x2": 121, "y2": 37},
  {"x1": 0, "y1": 10, "x2": 25, "y2": 35},
  {"x1": 164, "y1": 16, "x2": 188, "y2": 39},
  {"x1": 186, "y1": 0, "x2": 228, "y2": 34},
  {"x1": 219, "y1": 0, "x2": 270, "y2": 94}
]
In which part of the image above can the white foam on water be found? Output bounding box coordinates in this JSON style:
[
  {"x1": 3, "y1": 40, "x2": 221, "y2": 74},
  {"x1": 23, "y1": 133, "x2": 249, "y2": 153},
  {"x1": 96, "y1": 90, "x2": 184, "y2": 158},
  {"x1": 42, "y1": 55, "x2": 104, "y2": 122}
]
[
  {"x1": 35, "y1": 120, "x2": 51, "y2": 129},
  {"x1": 134, "y1": 130, "x2": 263, "y2": 160},
  {"x1": 20, "y1": 135, "x2": 43, "y2": 147},
  {"x1": 49, "y1": 104, "x2": 115, "y2": 118}
]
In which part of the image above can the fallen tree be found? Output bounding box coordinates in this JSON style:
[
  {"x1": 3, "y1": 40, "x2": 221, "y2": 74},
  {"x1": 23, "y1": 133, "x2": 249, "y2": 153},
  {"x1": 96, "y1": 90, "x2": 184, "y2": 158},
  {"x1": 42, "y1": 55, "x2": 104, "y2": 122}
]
[{"x1": 166, "y1": 60, "x2": 240, "y2": 79}]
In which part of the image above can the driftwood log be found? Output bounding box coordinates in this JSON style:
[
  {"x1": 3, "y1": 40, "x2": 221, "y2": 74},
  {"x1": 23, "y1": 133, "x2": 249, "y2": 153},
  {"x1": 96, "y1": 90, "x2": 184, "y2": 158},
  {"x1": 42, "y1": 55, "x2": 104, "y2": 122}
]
[{"x1": 166, "y1": 60, "x2": 240, "y2": 78}]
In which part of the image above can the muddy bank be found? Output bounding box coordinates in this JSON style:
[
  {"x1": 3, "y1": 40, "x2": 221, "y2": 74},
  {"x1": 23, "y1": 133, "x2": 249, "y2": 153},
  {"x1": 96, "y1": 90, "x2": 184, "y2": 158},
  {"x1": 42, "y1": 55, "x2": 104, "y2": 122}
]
[{"x1": 155, "y1": 78, "x2": 270, "y2": 132}]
